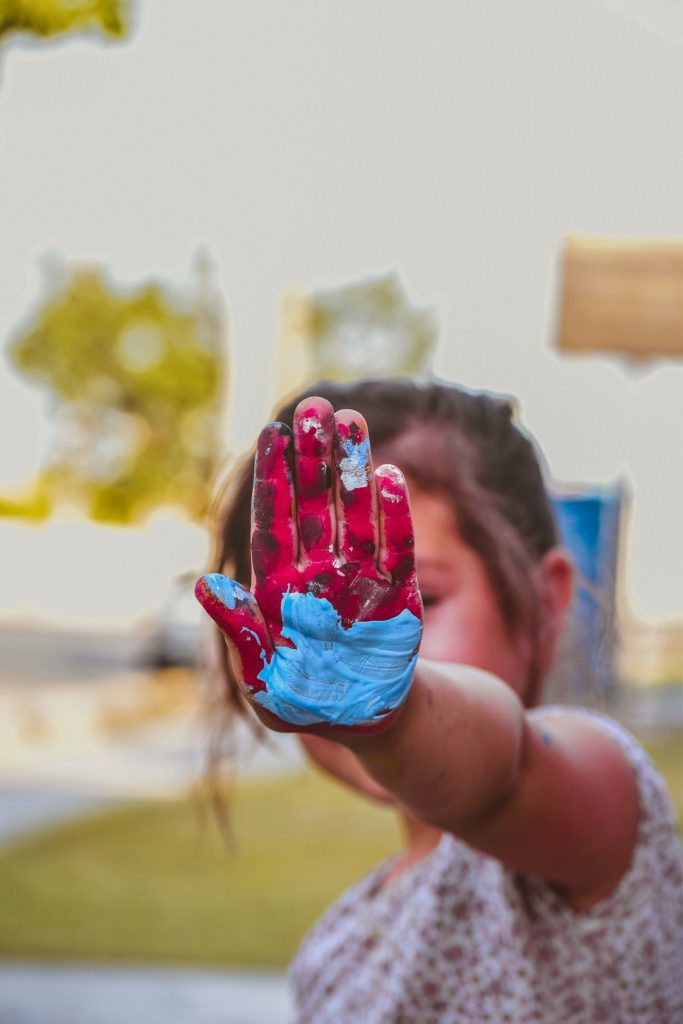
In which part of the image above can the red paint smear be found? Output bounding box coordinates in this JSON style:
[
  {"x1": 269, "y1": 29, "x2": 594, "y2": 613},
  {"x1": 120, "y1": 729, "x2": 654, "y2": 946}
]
[
  {"x1": 252, "y1": 423, "x2": 297, "y2": 584},
  {"x1": 294, "y1": 401, "x2": 335, "y2": 558},
  {"x1": 256, "y1": 557, "x2": 420, "y2": 634},
  {"x1": 334, "y1": 418, "x2": 376, "y2": 564},
  {"x1": 294, "y1": 399, "x2": 334, "y2": 458},
  {"x1": 376, "y1": 466, "x2": 411, "y2": 513},
  {"x1": 295, "y1": 454, "x2": 333, "y2": 556},
  {"x1": 375, "y1": 466, "x2": 417, "y2": 590}
]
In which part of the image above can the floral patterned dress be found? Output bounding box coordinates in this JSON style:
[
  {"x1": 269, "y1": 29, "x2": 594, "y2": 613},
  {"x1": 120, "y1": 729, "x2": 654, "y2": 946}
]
[{"x1": 290, "y1": 709, "x2": 683, "y2": 1023}]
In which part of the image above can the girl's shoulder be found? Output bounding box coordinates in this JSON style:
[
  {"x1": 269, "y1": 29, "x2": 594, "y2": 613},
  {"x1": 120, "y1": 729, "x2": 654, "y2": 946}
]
[
  {"x1": 528, "y1": 704, "x2": 671, "y2": 803},
  {"x1": 526, "y1": 704, "x2": 683, "y2": 920}
]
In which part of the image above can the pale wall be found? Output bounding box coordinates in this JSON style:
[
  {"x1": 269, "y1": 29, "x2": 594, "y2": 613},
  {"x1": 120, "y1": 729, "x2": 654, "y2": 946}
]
[{"x1": 0, "y1": 0, "x2": 680, "y2": 623}]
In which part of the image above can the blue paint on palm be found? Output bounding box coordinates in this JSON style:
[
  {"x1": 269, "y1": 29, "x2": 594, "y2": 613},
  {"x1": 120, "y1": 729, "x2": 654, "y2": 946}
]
[{"x1": 255, "y1": 590, "x2": 422, "y2": 726}]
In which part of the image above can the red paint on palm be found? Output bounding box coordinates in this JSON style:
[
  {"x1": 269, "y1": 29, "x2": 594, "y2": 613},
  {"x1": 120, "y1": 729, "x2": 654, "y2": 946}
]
[
  {"x1": 250, "y1": 400, "x2": 422, "y2": 645},
  {"x1": 199, "y1": 397, "x2": 423, "y2": 733},
  {"x1": 196, "y1": 391, "x2": 424, "y2": 740}
]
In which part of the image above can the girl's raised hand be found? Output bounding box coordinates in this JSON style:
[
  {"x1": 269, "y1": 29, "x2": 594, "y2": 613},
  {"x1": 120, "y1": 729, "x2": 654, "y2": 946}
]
[{"x1": 195, "y1": 397, "x2": 423, "y2": 732}]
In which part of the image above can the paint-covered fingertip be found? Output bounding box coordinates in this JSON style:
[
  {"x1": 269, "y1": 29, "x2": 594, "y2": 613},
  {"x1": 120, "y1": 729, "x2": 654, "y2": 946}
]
[
  {"x1": 255, "y1": 421, "x2": 293, "y2": 469},
  {"x1": 293, "y1": 397, "x2": 335, "y2": 456},
  {"x1": 334, "y1": 408, "x2": 368, "y2": 437},
  {"x1": 257, "y1": 420, "x2": 292, "y2": 449},
  {"x1": 194, "y1": 573, "x2": 251, "y2": 613},
  {"x1": 375, "y1": 463, "x2": 406, "y2": 486},
  {"x1": 294, "y1": 396, "x2": 334, "y2": 423}
]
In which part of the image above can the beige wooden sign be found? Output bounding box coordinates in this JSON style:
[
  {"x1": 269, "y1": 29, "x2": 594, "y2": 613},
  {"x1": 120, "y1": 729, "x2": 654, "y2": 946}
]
[{"x1": 556, "y1": 236, "x2": 683, "y2": 359}]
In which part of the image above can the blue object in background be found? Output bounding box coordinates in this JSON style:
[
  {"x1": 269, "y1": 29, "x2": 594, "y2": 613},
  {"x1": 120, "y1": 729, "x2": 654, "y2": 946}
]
[{"x1": 550, "y1": 486, "x2": 624, "y2": 699}]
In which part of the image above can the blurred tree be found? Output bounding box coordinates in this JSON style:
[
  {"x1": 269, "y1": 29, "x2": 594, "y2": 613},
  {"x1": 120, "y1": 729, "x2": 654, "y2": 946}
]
[
  {"x1": 0, "y1": 0, "x2": 127, "y2": 42},
  {"x1": 0, "y1": 488, "x2": 51, "y2": 520},
  {"x1": 275, "y1": 272, "x2": 438, "y2": 399},
  {"x1": 9, "y1": 258, "x2": 226, "y2": 523}
]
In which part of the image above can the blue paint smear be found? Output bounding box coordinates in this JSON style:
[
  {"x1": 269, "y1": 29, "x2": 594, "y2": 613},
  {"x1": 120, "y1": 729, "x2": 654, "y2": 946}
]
[
  {"x1": 254, "y1": 591, "x2": 422, "y2": 726},
  {"x1": 339, "y1": 436, "x2": 372, "y2": 490},
  {"x1": 342, "y1": 436, "x2": 370, "y2": 464},
  {"x1": 201, "y1": 573, "x2": 252, "y2": 609}
]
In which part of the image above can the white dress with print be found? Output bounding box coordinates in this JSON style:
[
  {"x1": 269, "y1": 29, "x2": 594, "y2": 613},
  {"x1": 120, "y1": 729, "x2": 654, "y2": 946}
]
[{"x1": 289, "y1": 710, "x2": 683, "y2": 1024}]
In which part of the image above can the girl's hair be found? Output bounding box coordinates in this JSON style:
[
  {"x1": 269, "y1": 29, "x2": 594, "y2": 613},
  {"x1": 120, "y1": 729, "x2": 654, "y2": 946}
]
[{"x1": 210, "y1": 378, "x2": 560, "y2": 721}]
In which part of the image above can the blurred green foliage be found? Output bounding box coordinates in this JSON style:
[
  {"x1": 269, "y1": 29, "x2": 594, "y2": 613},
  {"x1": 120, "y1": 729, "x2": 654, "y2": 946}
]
[
  {"x1": 0, "y1": 0, "x2": 127, "y2": 41},
  {"x1": 0, "y1": 488, "x2": 51, "y2": 520},
  {"x1": 9, "y1": 263, "x2": 225, "y2": 523},
  {"x1": 308, "y1": 272, "x2": 437, "y2": 380}
]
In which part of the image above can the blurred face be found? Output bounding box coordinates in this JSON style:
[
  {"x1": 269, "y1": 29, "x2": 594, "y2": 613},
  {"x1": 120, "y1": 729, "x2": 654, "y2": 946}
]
[
  {"x1": 298, "y1": 485, "x2": 550, "y2": 803},
  {"x1": 294, "y1": 477, "x2": 572, "y2": 802},
  {"x1": 410, "y1": 489, "x2": 533, "y2": 700}
]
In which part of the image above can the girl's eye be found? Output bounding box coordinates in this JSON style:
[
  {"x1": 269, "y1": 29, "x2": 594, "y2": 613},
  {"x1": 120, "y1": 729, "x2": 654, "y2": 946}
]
[{"x1": 420, "y1": 592, "x2": 439, "y2": 609}]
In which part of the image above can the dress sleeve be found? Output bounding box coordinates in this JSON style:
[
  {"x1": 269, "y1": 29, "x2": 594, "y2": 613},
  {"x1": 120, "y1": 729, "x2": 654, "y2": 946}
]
[{"x1": 521, "y1": 706, "x2": 683, "y2": 1017}]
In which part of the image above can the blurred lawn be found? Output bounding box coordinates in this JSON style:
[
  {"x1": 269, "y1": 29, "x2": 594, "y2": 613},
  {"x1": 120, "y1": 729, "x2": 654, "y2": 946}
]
[
  {"x1": 0, "y1": 735, "x2": 679, "y2": 969},
  {"x1": 647, "y1": 733, "x2": 683, "y2": 825},
  {"x1": 0, "y1": 770, "x2": 399, "y2": 968}
]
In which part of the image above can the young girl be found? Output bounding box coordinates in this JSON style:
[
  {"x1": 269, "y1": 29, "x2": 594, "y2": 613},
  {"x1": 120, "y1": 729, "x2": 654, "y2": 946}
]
[{"x1": 195, "y1": 379, "x2": 683, "y2": 1024}]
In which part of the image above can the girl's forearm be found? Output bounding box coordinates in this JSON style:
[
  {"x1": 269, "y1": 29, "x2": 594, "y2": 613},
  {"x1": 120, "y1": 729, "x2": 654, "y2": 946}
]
[
  {"x1": 343, "y1": 659, "x2": 526, "y2": 834},
  {"x1": 299, "y1": 734, "x2": 396, "y2": 805}
]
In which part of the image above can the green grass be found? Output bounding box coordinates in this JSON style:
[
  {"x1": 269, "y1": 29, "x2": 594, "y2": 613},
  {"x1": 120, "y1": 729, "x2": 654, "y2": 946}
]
[
  {"x1": 0, "y1": 734, "x2": 679, "y2": 969},
  {"x1": 0, "y1": 770, "x2": 399, "y2": 968}
]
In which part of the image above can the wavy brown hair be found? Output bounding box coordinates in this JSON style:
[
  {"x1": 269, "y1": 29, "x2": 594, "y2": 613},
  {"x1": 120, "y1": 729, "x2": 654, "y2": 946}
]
[{"x1": 207, "y1": 378, "x2": 560, "y2": 732}]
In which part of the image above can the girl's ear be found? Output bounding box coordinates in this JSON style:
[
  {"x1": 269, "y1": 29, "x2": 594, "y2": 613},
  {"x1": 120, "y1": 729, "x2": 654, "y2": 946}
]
[{"x1": 533, "y1": 547, "x2": 574, "y2": 674}]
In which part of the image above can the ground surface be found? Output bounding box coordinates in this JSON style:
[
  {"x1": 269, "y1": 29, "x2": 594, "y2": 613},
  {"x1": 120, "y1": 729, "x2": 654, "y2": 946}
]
[
  {"x1": 0, "y1": 963, "x2": 292, "y2": 1024},
  {"x1": 0, "y1": 769, "x2": 399, "y2": 967}
]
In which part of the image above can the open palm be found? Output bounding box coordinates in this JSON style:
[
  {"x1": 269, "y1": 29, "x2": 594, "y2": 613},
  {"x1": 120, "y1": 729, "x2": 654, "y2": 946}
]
[{"x1": 196, "y1": 397, "x2": 423, "y2": 732}]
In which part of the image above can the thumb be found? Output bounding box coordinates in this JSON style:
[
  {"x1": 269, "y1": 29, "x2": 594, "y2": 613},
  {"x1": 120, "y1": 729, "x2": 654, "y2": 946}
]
[{"x1": 194, "y1": 574, "x2": 273, "y2": 694}]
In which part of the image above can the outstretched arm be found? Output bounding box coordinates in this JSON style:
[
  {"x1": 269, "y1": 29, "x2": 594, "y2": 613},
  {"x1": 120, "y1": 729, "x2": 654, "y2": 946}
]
[
  {"x1": 346, "y1": 659, "x2": 638, "y2": 909},
  {"x1": 196, "y1": 397, "x2": 639, "y2": 909}
]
